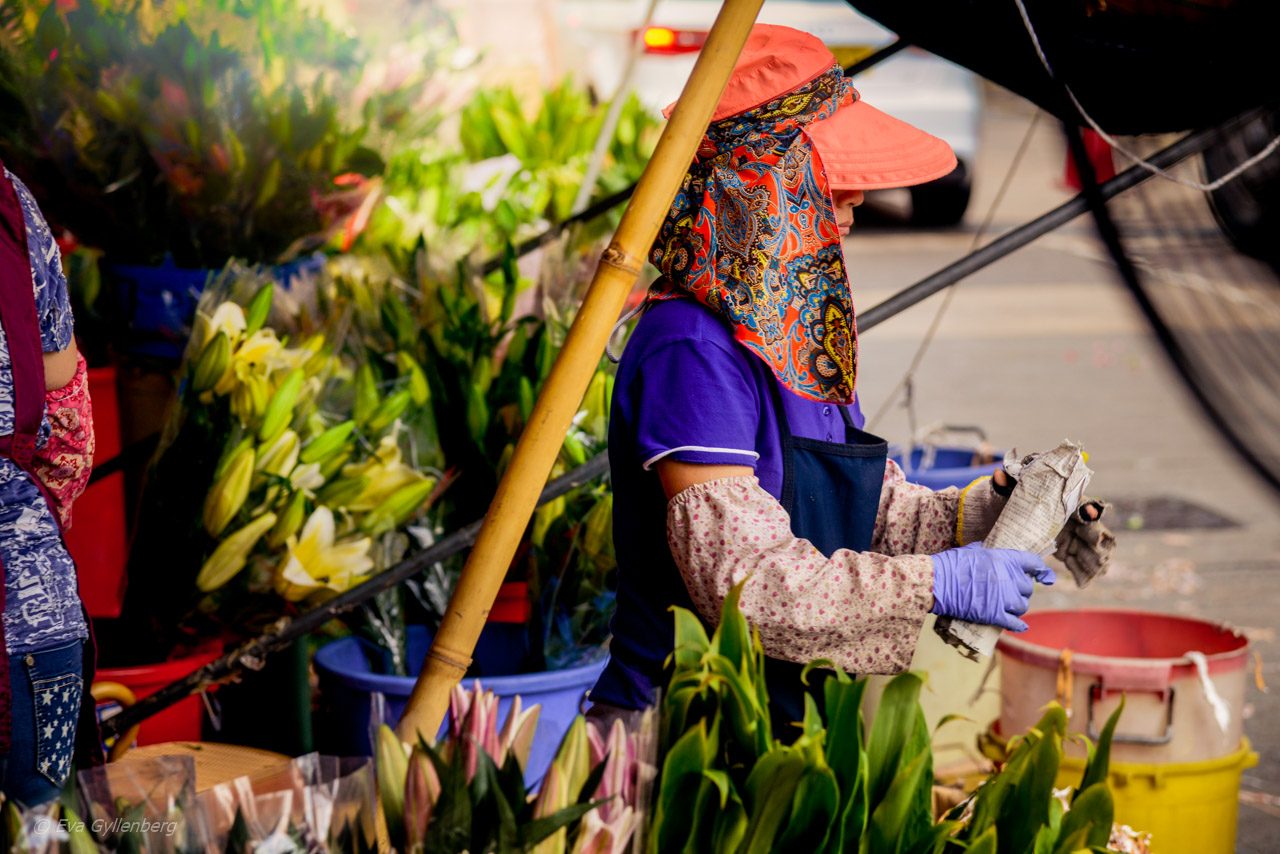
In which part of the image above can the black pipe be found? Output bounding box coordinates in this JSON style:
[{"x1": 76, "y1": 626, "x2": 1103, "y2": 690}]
[
  {"x1": 858, "y1": 108, "x2": 1270, "y2": 332},
  {"x1": 843, "y1": 39, "x2": 909, "y2": 78},
  {"x1": 479, "y1": 185, "x2": 636, "y2": 277}
]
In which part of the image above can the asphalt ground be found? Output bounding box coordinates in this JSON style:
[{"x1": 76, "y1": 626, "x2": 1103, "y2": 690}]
[{"x1": 847, "y1": 85, "x2": 1280, "y2": 851}]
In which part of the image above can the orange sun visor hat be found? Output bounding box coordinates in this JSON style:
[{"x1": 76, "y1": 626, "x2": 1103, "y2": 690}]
[{"x1": 663, "y1": 24, "x2": 957, "y2": 190}]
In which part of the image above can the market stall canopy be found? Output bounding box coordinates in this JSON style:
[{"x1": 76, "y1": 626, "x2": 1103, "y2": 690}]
[{"x1": 848, "y1": 0, "x2": 1277, "y2": 134}]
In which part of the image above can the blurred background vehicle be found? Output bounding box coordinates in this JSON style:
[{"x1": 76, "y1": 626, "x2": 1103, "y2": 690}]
[{"x1": 555, "y1": 0, "x2": 982, "y2": 226}]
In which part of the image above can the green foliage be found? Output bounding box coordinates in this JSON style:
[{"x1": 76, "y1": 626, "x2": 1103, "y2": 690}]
[
  {"x1": 0, "y1": 0, "x2": 451, "y2": 265},
  {"x1": 653, "y1": 589, "x2": 1129, "y2": 854},
  {"x1": 365, "y1": 79, "x2": 658, "y2": 259},
  {"x1": 376, "y1": 732, "x2": 601, "y2": 854}
]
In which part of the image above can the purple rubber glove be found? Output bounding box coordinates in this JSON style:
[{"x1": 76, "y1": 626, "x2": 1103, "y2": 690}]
[{"x1": 930, "y1": 542, "x2": 1057, "y2": 632}]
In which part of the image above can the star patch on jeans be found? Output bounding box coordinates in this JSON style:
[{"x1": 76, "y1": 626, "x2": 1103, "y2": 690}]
[{"x1": 31, "y1": 672, "x2": 82, "y2": 786}]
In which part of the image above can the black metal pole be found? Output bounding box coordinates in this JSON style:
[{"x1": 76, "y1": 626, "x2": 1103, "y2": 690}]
[
  {"x1": 858, "y1": 109, "x2": 1267, "y2": 332},
  {"x1": 843, "y1": 38, "x2": 909, "y2": 78}
]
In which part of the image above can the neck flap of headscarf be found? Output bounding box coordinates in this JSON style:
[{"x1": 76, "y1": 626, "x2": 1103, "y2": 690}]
[{"x1": 650, "y1": 64, "x2": 859, "y2": 404}]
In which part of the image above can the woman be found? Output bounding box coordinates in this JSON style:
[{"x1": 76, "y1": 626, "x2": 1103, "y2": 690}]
[
  {"x1": 589, "y1": 25, "x2": 1083, "y2": 725},
  {"x1": 0, "y1": 161, "x2": 98, "y2": 804}
]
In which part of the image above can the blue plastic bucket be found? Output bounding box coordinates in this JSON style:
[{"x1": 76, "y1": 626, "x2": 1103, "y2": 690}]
[
  {"x1": 314, "y1": 626, "x2": 606, "y2": 785},
  {"x1": 888, "y1": 445, "x2": 1003, "y2": 490},
  {"x1": 104, "y1": 254, "x2": 326, "y2": 361}
]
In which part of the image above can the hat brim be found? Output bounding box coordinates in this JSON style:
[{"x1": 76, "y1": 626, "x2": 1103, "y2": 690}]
[{"x1": 806, "y1": 98, "x2": 958, "y2": 191}]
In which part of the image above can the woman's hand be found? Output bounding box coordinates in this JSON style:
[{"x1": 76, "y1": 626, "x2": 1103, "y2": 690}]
[{"x1": 929, "y1": 543, "x2": 1056, "y2": 632}]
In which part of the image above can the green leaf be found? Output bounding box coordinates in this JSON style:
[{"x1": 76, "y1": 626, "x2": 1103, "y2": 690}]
[
  {"x1": 1050, "y1": 826, "x2": 1091, "y2": 854},
  {"x1": 706, "y1": 655, "x2": 770, "y2": 759},
  {"x1": 934, "y1": 713, "x2": 971, "y2": 735},
  {"x1": 1000, "y1": 719, "x2": 1062, "y2": 854},
  {"x1": 713, "y1": 578, "x2": 752, "y2": 673},
  {"x1": 777, "y1": 765, "x2": 840, "y2": 852},
  {"x1": 907, "y1": 820, "x2": 962, "y2": 854},
  {"x1": 655, "y1": 720, "x2": 720, "y2": 854},
  {"x1": 740, "y1": 748, "x2": 808, "y2": 854},
  {"x1": 866, "y1": 672, "x2": 927, "y2": 807},
  {"x1": 1033, "y1": 822, "x2": 1060, "y2": 854},
  {"x1": 1077, "y1": 697, "x2": 1124, "y2": 799},
  {"x1": 864, "y1": 750, "x2": 931, "y2": 854},
  {"x1": 490, "y1": 103, "x2": 530, "y2": 161},
  {"x1": 521, "y1": 802, "x2": 604, "y2": 848},
  {"x1": 823, "y1": 676, "x2": 870, "y2": 854},
  {"x1": 713, "y1": 791, "x2": 750, "y2": 853},
  {"x1": 1054, "y1": 784, "x2": 1113, "y2": 853},
  {"x1": 670, "y1": 605, "x2": 710, "y2": 670},
  {"x1": 966, "y1": 706, "x2": 1060, "y2": 840},
  {"x1": 254, "y1": 158, "x2": 282, "y2": 209},
  {"x1": 967, "y1": 826, "x2": 999, "y2": 854},
  {"x1": 687, "y1": 774, "x2": 734, "y2": 853}
]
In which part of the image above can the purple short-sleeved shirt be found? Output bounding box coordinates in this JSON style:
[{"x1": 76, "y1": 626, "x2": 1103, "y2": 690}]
[{"x1": 594, "y1": 298, "x2": 864, "y2": 709}]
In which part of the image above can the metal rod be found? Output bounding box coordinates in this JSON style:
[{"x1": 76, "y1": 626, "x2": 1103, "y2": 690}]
[
  {"x1": 843, "y1": 38, "x2": 908, "y2": 78},
  {"x1": 858, "y1": 111, "x2": 1264, "y2": 332},
  {"x1": 99, "y1": 453, "x2": 610, "y2": 740}
]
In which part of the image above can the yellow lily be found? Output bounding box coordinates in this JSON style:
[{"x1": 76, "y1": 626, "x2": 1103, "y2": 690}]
[
  {"x1": 256, "y1": 429, "x2": 301, "y2": 479},
  {"x1": 214, "y1": 329, "x2": 285, "y2": 397},
  {"x1": 341, "y1": 434, "x2": 429, "y2": 511},
  {"x1": 192, "y1": 301, "x2": 247, "y2": 353},
  {"x1": 274, "y1": 506, "x2": 374, "y2": 601},
  {"x1": 289, "y1": 462, "x2": 326, "y2": 495},
  {"x1": 196, "y1": 512, "x2": 277, "y2": 592}
]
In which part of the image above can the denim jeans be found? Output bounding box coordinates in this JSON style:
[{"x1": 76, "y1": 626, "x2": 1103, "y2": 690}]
[{"x1": 0, "y1": 639, "x2": 84, "y2": 806}]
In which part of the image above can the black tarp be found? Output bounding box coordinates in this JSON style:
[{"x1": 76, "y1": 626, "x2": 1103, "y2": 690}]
[{"x1": 849, "y1": 0, "x2": 1278, "y2": 134}]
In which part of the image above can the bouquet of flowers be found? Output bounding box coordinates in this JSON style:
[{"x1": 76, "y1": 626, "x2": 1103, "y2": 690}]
[{"x1": 123, "y1": 263, "x2": 442, "y2": 647}]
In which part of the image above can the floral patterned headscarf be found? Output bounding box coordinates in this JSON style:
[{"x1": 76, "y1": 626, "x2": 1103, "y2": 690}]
[{"x1": 650, "y1": 64, "x2": 859, "y2": 404}]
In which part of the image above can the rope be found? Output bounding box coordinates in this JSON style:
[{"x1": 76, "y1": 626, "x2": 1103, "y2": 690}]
[
  {"x1": 868, "y1": 109, "x2": 1043, "y2": 432},
  {"x1": 1012, "y1": 0, "x2": 1280, "y2": 193}
]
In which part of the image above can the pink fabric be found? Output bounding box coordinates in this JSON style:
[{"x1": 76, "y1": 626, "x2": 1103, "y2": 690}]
[
  {"x1": 665, "y1": 462, "x2": 1007, "y2": 673},
  {"x1": 667, "y1": 475, "x2": 934, "y2": 674},
  {"x1": 873, "y1": 461, "x2": 1005, "y2": 554},
  {"x1": 30, "y1": 353, "x2": 94, "y2": 529}
]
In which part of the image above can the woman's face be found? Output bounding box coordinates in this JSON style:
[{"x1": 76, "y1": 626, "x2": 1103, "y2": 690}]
[{"x1": 831, "y1": 189, "x2": 866, "y2": 235}]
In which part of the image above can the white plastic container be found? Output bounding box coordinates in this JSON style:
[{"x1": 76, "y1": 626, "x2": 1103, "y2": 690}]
[{"x1": 997, "y1": 609, "x2": 1249, "y2": 764}]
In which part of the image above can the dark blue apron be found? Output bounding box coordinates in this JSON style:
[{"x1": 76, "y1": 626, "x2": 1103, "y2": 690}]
[
  {"x1": 590, "y1": 377, "x2": 888, "y2": 734},
  {"x1": 765, "y1": 379, "x2": 887, "y2": 729}
]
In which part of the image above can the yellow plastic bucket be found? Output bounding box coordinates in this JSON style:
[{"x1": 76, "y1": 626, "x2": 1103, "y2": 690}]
[{"x1": 1057, "y1": 738, "x2": 1257, "y2": 854}]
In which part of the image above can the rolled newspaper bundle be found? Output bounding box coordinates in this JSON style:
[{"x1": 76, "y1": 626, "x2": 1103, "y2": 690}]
[{"x1": 934, "y1": 441, "x2": 1092, "y2": 659}]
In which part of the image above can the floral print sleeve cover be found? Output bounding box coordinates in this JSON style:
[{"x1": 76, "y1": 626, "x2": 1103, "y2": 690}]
[
  {"x1": 30, "y1": 354, "x2": 94, "y2": 530},
  {"x1": 665, "y1": 462, "x2": 1007, "y2": 674},
  {"x1": 872, "y1": 460, "x2": 1007, "y2": 555}
]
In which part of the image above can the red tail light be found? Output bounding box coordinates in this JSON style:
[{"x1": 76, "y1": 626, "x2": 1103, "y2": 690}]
[{"x1": 638, "y1": 26, "x2": 707, "y2": 55}]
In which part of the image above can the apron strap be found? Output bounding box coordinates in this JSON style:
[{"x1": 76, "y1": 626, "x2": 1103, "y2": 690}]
[
  {"x1": 0, "y1": 163, "x2": 47, "y2": 465},
  {"x1": 0, "y1": 161, "x2": 52, "y2": 756}
]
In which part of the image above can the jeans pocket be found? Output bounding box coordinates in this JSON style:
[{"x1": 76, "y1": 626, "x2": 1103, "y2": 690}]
[{"x1": 30, "y1": 672, "x2": 83, "y2": 787}]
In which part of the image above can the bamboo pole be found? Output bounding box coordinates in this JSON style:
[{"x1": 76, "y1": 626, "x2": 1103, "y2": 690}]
[{"x1": 396, "y1": 0, "x2": 765, "y2": 742}]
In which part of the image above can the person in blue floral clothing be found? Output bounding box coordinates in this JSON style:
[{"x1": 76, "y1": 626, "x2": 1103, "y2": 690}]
[{"x1": 0, "y1": 162, "x2": 98, "y2": 805}]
